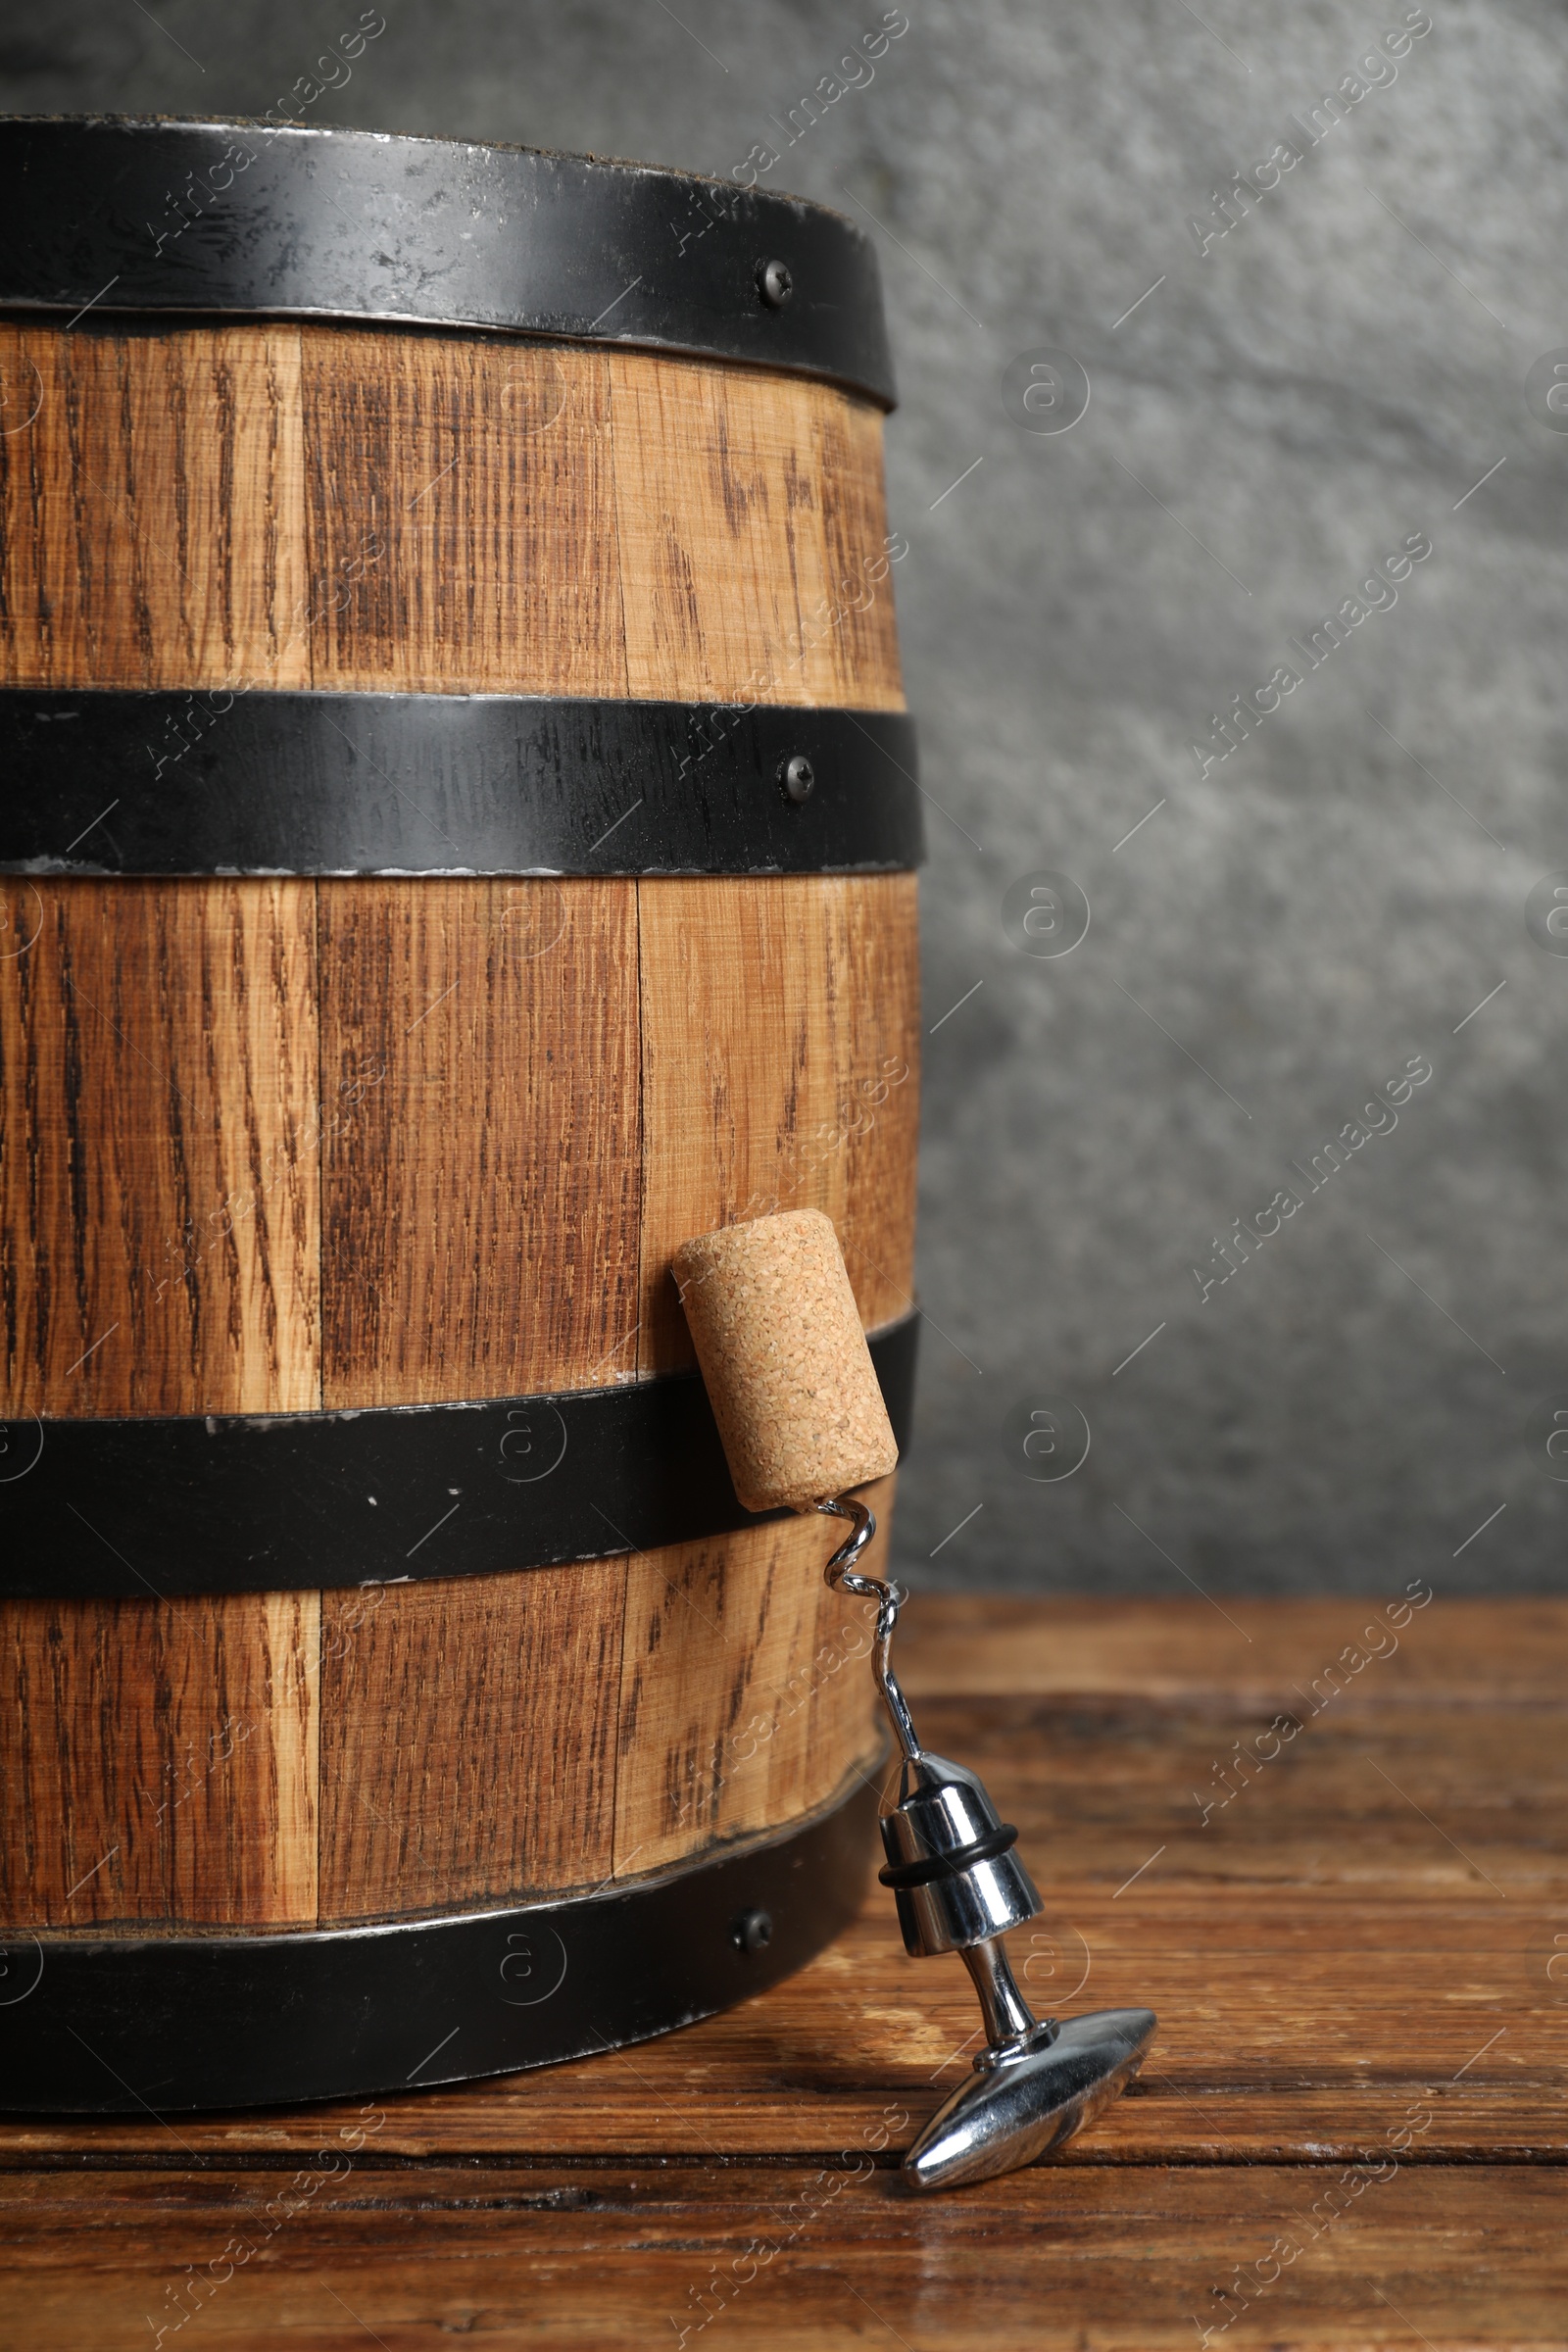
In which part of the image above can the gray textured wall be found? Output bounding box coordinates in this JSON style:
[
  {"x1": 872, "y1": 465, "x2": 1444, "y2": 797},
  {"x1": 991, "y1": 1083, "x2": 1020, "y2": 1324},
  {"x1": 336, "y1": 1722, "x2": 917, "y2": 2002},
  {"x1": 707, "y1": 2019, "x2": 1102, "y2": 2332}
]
[{"x1": 12, "y1": 1, "x2": 1567, "y2": 1597}]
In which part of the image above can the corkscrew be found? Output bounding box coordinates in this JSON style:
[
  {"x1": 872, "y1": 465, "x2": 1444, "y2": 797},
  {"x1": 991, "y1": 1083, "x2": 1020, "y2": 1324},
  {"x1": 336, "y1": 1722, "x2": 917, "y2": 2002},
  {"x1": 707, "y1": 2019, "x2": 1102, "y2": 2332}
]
[{"x1": 675, "y1": 1211, "x2": 1156, "y2": 2192}]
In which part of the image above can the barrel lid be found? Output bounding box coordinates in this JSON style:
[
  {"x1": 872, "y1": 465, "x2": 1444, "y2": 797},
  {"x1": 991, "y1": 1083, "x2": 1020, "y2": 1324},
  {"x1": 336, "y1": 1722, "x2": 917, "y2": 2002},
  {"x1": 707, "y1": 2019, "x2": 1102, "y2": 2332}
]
[{"x1": 0, "y1": 114, "x2": 896, "y2": 407}]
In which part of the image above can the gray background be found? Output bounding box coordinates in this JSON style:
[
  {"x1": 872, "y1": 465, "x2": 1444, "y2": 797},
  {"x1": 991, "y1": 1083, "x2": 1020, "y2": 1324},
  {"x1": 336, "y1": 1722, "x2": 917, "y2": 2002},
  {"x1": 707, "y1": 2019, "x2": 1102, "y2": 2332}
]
[{"x1": 12, "y1": 1, "x2": 1566, "y2": 1598}]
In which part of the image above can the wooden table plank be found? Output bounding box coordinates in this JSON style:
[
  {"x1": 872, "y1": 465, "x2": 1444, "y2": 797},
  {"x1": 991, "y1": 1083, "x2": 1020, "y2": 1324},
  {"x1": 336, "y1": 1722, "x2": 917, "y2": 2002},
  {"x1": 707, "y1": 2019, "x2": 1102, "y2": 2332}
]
[
  {"x1": 895, "y1": 1593, "x2": 1568, "y2": 1704},
  {"x1": 1, "y1": 2166, "x2": 1564, "y2": 2349}
]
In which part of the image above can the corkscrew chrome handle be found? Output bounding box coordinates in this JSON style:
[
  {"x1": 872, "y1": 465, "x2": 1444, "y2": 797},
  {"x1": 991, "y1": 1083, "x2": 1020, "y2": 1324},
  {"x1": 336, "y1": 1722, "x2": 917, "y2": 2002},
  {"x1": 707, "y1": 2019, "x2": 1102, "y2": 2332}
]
[{"x1": 816, "y1": 1493, "x2": 1156, "y2": 2193}]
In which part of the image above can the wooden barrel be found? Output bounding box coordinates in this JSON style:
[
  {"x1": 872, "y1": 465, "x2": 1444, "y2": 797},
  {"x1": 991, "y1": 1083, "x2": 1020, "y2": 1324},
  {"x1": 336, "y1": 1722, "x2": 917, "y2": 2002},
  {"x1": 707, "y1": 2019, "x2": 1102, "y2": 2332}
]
[{"x1": 0, "y1": 119, "x2": 921, "y2": 2110}]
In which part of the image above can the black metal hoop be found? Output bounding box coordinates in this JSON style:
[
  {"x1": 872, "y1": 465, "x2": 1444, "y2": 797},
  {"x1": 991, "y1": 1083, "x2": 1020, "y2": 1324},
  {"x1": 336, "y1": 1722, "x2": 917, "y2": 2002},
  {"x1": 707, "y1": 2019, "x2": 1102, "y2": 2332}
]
[
  {"x1": 0, "y1": 1772, "x2": 879, "y2": 2114},
  {"x1": 0, "y1": 691, "x2": 921, "y2": 877},
  {"x1": 0, "y1": 117, "x2": 896, "y2": 407},
  {"x1": 0, "y1": 1315, "x2": 916, "y2": 1599}
]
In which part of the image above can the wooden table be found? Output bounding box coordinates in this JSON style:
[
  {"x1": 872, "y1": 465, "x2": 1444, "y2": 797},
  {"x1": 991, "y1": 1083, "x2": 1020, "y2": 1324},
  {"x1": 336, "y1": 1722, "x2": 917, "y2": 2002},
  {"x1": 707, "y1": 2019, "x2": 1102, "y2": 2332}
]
[{"x1": 2, "y1": 1597, "x2": 1564, "y2": 2348}]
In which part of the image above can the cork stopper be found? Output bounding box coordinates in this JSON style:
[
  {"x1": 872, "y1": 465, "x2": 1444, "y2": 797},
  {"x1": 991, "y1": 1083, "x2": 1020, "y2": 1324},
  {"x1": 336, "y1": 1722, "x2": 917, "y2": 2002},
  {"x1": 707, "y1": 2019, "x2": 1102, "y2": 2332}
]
[{"x1": 672, "y1": 1210, "x2": 900, "y2": 1513}]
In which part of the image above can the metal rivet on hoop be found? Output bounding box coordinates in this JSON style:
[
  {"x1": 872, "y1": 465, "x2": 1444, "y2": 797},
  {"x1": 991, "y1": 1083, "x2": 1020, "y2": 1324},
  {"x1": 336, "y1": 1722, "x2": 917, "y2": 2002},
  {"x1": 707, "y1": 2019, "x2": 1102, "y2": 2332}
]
[
  {"x1": 759, "y1": 258, "x2": 794, "y2": 310},
  {"x1": 780, "y1": 755, "x2": 815, "y2": 806},
  {"x1": 732, "y1": 1908, "x2": 773, "y2": 1954}
]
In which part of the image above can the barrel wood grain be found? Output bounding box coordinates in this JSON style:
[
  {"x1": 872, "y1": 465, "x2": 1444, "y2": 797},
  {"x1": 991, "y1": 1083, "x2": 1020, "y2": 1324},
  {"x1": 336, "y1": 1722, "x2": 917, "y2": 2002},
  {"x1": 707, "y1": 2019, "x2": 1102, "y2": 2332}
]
[
  {"x1": 0, "y1": 877, "x2": 321, "y2": 1419},
  {"x1": 0, "y1": 1589, "x2": 318, "y2": 1932},
  {"x1": 0, "y1": 322, "x2": 310, "y2": 692},
  {"x1": 317, "y1": 1562, "x2": 624, "y2": 1924},
  {"x1": 825, "y1": 869, "x2": 922, "y2": 1327},
  {"x1": 805, "y1": 381, "x2": 909, "y2": 710},
  {"x1": 636, "y1": 874, "x2": 920, "y2": 1370},
  {"x1": 314, "y1": 1495, "x2": 888, "y2": 1922},
  {"x1": 298, "y1": 332, "x2": 627, "y2": 700},
  {"x1": 317, "y1": 877, "x2": 642, "y2": 1408},
  {"x1": 605, "y1": 351, "x2": 904, "y2": 709},
  {"x1": 612, "y1": 1480, "x2": 889, "y2": 1878},
  {"x1": 0, "y1": 874, "x2": 916, "y2": 1421},
  {"x1": 0, "y1": 1520, "x2": 885, "y2": 1932},
  {"x1": 0, "y1": 323, "x2": 903, "y2": 707}
]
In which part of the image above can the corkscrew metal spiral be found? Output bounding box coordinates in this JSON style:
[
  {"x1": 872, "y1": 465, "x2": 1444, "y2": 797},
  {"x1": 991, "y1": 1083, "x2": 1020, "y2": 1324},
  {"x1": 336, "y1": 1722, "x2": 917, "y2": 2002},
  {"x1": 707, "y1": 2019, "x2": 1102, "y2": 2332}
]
[{"x1": 815, "y1": 1495, "x2": 921, "y2": 1763}]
